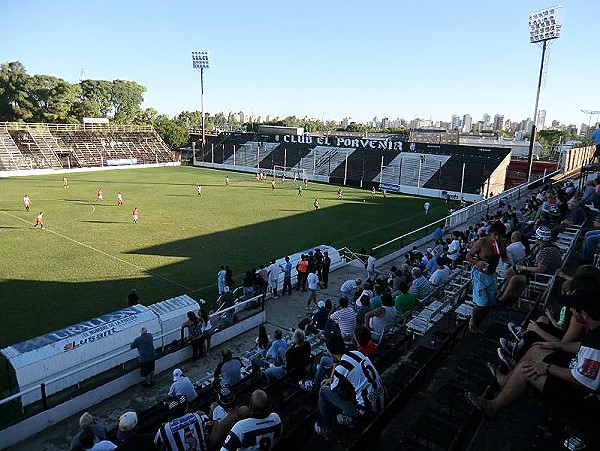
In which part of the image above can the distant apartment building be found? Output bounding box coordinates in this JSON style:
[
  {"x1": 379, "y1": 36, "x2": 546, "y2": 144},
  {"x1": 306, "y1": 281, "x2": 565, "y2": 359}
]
[
  {"x1": 483, "y1": 113, "x2": 491, "y2": 129},
  {"x1": 450, "y1": 115, "x2": 461, "y2": 130},
  {"x1": 462, "y1": 114, "x2": 472, "y2": 133},
  {"x1": 493, "y1": 114, "x2": 504, "y2": 131},
  {"x1": 537, "y1": 110, "x2": 546, "y2": 129}
]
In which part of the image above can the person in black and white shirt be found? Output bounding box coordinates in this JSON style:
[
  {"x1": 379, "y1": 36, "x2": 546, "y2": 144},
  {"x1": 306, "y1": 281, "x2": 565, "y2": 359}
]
[
  {"x1": 154, "y1": 395, "x2": 212, "y2": 451},
  {"x1": 314, "y1": 334, "x2": 385, "y2": 438},
  {"x1": 221, "y1": 389, "x2": 281, "y2": 451}
]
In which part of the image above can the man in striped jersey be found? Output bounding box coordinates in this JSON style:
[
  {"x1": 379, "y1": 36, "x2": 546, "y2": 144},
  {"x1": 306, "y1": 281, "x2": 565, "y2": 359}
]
[
  {"x1": 154, "y1": 395, "x2": 213, "y2": 451},
  {"x1": 221, "y1": 389, "x2": 282, "y2": 451},
  {"x1": 314, "y1": 334, "x2": 385, "y2": 438}
]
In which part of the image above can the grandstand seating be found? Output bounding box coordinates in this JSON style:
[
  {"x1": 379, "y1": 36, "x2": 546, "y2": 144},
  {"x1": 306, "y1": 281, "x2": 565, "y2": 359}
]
[
  {"x1": 0, "y1": 122, "x2": 174, "y2": 170},
  {"x1": 258, "y1": 142, "x2": 314, "y2": 170}
]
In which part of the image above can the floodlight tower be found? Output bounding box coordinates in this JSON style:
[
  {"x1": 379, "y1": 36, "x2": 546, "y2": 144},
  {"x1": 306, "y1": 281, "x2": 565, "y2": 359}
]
[
  {"x1": 192, "y1": 50, "x2": 210, "y2": 150},
  {"x1": 526, "y1": 6, "x2": 563, "y2": 183}
]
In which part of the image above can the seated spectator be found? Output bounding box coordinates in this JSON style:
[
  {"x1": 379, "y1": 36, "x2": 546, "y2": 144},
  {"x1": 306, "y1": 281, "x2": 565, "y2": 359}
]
[
  {"x1": 340, "y1": 278, "x2": 362, "y2": 304},
  {"x1": 394, "y1": 283, "x2": 418, "y2": 314},
  {"x1": 579, "y1": 217, "x2": 600, "y2": 263},
  {"x1": 466, "y1": 287, "x2": 600, "y2": 419},
  {"x1": 297, "y1": 312, "x2": 319, "y2": 335},
  {"x1": 69, "y1": 412, "x2": 108, "y2": 451},
  {"x1": 496, "y1": 270, "x2": 600, "y2": 369},
  {"x1": 498, "y1": 226, "x2": 563, "y2": 304},
  {"x1": 251, "y1": 329, "x2": 287, "y2": 373},
  {"x1": 167, "y1": 368, "x2": 197, "y2": 403},
  {"x1": 264, "y1": 329, "x2": 311, "y2": 381},
  {"x1": 355, "y1": 294, "x2": 372, "y2": 325},
  {"x1": 429, "y1": 257, "x2": 451, "y2": 287},
  {"x1": 369, "y1": 285, "x2": 383, "y2": 309},
  {"x1": 313, "y1": 300, "x2": 330, "y2": 331},
  {"x1": 114, "y1": 411, "x2": 153, "y2": 449},
  {"x1": 314, "y1": 334, "x2": 385, "y2": 438},
  {"x1": 208, "y1": 386, "x2": 249, "y2": 450},
  {"x1": 155, "y1": 395, "x2": 212, "y2": 450},
  {"x1": 561, "y1": 199, "x2": 586, "y2": 226},
  {"x1": 221, "y1": 390, "x2": 282, "y2": 451},
  {"x1": 79, "y1": 425, "x2": 116, "y2": 450},
  {"x1": 581, "y1": 180, "x2": 596, "y2": 205},
  {"x1": 425, "y1": 250, "x2": 439, "y2": 276},
  {"x1": 505, "y1": 231, "x2": 527, "y2": 265},
  {"x1": 255, "y1": 325, "x2": 270, "y2": 351},
  {"x1": 364, "y1": 293, "x2": 396, "y2": 341},
  {"x1": 409, "y1": 267, "x2": 433, "y2": 302},
  {"x1": 323, "y1": 297, "x2": 357, "y2": 338},
  {"x1": 355, "y1": 325, "x2": 377, "y2": 358},
  {"x1": 213, "y1": 348, "x2": 242, "y2": 389}
]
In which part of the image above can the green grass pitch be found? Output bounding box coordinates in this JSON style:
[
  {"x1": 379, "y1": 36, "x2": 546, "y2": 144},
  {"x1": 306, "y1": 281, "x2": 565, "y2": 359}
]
[{"x1": 0, "y1": 166, "x2": 448, "y2": 348}]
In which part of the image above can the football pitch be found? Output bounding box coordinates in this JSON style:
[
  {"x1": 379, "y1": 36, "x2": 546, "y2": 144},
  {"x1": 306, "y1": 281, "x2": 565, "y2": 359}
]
[{"x1": 0, "y1": 166, "x2": 448, "y2": 348}]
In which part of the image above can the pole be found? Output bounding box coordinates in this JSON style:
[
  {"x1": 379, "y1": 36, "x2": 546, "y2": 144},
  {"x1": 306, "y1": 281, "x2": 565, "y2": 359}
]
[
  {"x1": 344, "y1": 152, "x2": 348, "y2": 186},
  {"x1": 526, "y1": 40, "x2": 547, "y2": 183},
  {"x1": 380, "y1": 155, "x2": 384, "y2": 184},
  {"x1": 233, "y1": 144, "x2": 236, "y2": 166},
  {"x1": 200, "y1": 68, "x2": 206, "y2": 147},
  {"x1": 417, "y1": 157, "x2": 422, "y2": 195},
  {"x1": 460, "y1": 162, "x2": 466, "y2": 197}
]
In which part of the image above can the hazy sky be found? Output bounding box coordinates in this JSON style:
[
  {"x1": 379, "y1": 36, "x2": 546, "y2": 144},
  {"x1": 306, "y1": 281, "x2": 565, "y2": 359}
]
[{"x1": 1, "y1": 1, "x2": 597, "y2": 127}]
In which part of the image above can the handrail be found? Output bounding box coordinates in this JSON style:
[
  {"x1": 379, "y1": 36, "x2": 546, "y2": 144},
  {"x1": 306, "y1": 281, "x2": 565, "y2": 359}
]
[{"x1": 0, "y1": 295, "x2": 263, "y2": 408}]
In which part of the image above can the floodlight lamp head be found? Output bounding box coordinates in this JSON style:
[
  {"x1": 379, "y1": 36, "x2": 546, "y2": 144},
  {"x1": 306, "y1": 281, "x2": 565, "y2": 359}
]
[
  {"x1": 192, "y1": 50, "x2": 210, "y2": 69},
  {"x1": 528, "y1": 5, "x2": 563, "y2": 43}
]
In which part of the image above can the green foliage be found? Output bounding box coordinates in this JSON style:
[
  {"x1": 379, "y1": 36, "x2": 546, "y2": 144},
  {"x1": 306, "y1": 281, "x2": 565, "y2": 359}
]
[
  {"x1": 111, "y1": 79, "x2": 146, "y2": 124},
  {"x1": 0, "y1": 61, "x2": 34, "y2": 121},
  {"x1": 154, "y1": 114, "x2": 188, "y2": 149}
]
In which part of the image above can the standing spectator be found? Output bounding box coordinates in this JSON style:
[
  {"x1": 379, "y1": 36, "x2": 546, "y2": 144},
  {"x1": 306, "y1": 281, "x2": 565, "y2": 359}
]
[
  {"x1": 154, "y1": 395, "x2": 211, "y2": 451},
  {"x1": 130, "y1": 327, "x2": 156, "y2": 387},
  {"x1": 115, "y1": 411, "x2": 153, "y2": 449},
  {"x1": 221, "y1": 390, "x2": 282, "y2": 451},
  {"x1": 313, "y1": 300, "x2": 330, "y2": 331},
  {"x1": 279, "y1": 256, "x2": 292, "y2": 295},
  {"x1": 225, "y1": 266, "x2": 234, "y2": 289},
  {"x1": 306, "y1": 271, "x2": 319, "y2": 310},
  {"x1": 322, "y1": 251, "x2": 331, "y2": 288},
  {"x1": 242, "y1": 271, "x2": 255, "y2": 300},
  {"x1": 216, "y1": 287, "x2": 235, "y2": 327},
  {"x1": 314, "y1": 248, "x2": 324, "y2": 281},
  {"x1": 433, "y1": 224, "x2": 444, "y2": 241},
  {"x1": 267, "y1": 259, "x2": 280, "y2": 299},
  {"x1": 366, "y1": 252, "x2": 377, "y2": 280},
  {"x1": 127, "y1": 289, "x2": 139, "y2": 307},
  {"x1": 181, "y1": 311, "x2": 204, "y2": 360},
  {"x1": 592, "y1": 126, "x2": 600, "y2": 162},
  {"x1": 167, "y1": 369, "x2": 197, "y2": 403},
  {"x1": 213, "y1": 348, "x2": 242, "y2": 389},
  {"x1": 257, "y1": 265, "x2": 269, "y2": 298},
  {"x1": 314, "y1": 335, "x2": 385, "y2": 438},
  {"x1": 465, "y1": 222, "x2": 507, "y2": 333},
  {"x1": 69, "y1": 412, "x2": 107, "y2": 451},
  {"x1": 446, "y1": 231, "x2": 462, "y2": 267},
  {"x1": 217, "y1": 266, "x2": 226, "y2": 295},
  {"x1": 200, "y1": 310, "x2": 213, "y2": 356},
  {"x1": 325, "y1": 297, "x2": 357, "y2": 338},
  {"x1": 296, "y1": 255, "x2": 309, "y2": 291}
]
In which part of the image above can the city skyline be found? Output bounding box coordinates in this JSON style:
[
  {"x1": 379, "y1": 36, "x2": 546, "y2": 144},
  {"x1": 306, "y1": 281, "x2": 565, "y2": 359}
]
[{"x1": 1, "y1": 1, "x2": 597, "y2": 128}]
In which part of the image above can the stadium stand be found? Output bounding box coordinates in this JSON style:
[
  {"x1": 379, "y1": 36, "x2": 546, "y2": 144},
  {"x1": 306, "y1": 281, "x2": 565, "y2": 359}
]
[{"x1": 0, "y1": 122, "x2": 174, "y2": 170}]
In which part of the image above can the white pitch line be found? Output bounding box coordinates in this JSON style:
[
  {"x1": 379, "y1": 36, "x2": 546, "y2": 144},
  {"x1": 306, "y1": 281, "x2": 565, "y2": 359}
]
[{"x1": 1, "y1": 210, "x2": 192, "y2": 291}]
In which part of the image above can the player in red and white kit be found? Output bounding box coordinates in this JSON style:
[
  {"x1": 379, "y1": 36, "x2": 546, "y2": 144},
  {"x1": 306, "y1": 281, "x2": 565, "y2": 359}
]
[
  {"x1": 23, "y1": 194, "x2": 31, "y2": 211},
  {"x1": 132, "y1": 207, "x2": 139, "y2": 223},
  {"x1": 34, "y1": 212, "x2": 44, "y2": 229},
  {"x1": 271, "y1": 180, "x2": 276, "y2": 190},
  {"x1": 97, "y1": 188, "x2": 104, "y2": 201}
]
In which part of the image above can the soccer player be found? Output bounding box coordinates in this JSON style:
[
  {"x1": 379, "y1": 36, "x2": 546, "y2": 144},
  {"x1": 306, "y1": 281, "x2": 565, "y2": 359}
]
[
  {"x1": 23, "y1": 194, "x2": 31, "y2": 211},
  {"x1": 62, "y1": 176, "x2": 68, "y2": 188},
  {"x1": 132, "y1": 207, "x2": 139, "y2": 223},
  {"x1": 271, "y1": 180, "x2": 276, "y2": 190},
  {"x1": 423, "y1": 201, "x2": 431, "y2": 215},
  {"x1": 196, "y1": 183, "x2": 202, "y2": 196},
  {"x1": 314, "y1": 199, "x2": 320, "y2": 211},
  {"x1": 225, "y1": 176, "x2": 230, "y2": 187},
  {"x1": 117, "y1": 192, "x2": 123, "y2": 206},
  {"x1": 97, "y1": 187, "x2": 103, "y2": 201},
  {"x1": 371, "y1": 186, "x2": 376, "y2": 196},
  {"x1": 303, "y1": 178, "x2": 308, "y2": 188},
  {"x1": 382, "y1": 189, "x2": 387, "y2": 198},
  {"x1": 337, "y1": 188, "x2": 343, "y2": 199},
  {"x1": 297, "y1": 186, "x2": 302, "y2": 197},
  {"x1": 34, "y1": 212, "x2": 44, "y2": 228},
  {"x1": 255, "y1": 172, "x2": 260, "y2": 182}
]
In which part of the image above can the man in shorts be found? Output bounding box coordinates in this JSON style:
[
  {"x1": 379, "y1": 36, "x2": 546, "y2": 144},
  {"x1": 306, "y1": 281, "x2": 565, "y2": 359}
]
[
  {"x1": 466, "y1": 287, "x2": 600, "y2": 419},
  {"x1": 131, "y1": 327, "x2": 156, "y2": 387},
  {"x1": 23, "y1": 194, "x2": 31, "y2": 211}
]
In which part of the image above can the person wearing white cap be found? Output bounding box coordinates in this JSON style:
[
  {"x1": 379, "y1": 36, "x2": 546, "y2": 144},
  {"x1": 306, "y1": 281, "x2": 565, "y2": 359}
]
[
  {"x1": 167, "y1": 368, "x2": 198, "y2": 403},
  {"x1": 115, "y1": 410, "x2": 153, "y2": 448}
]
